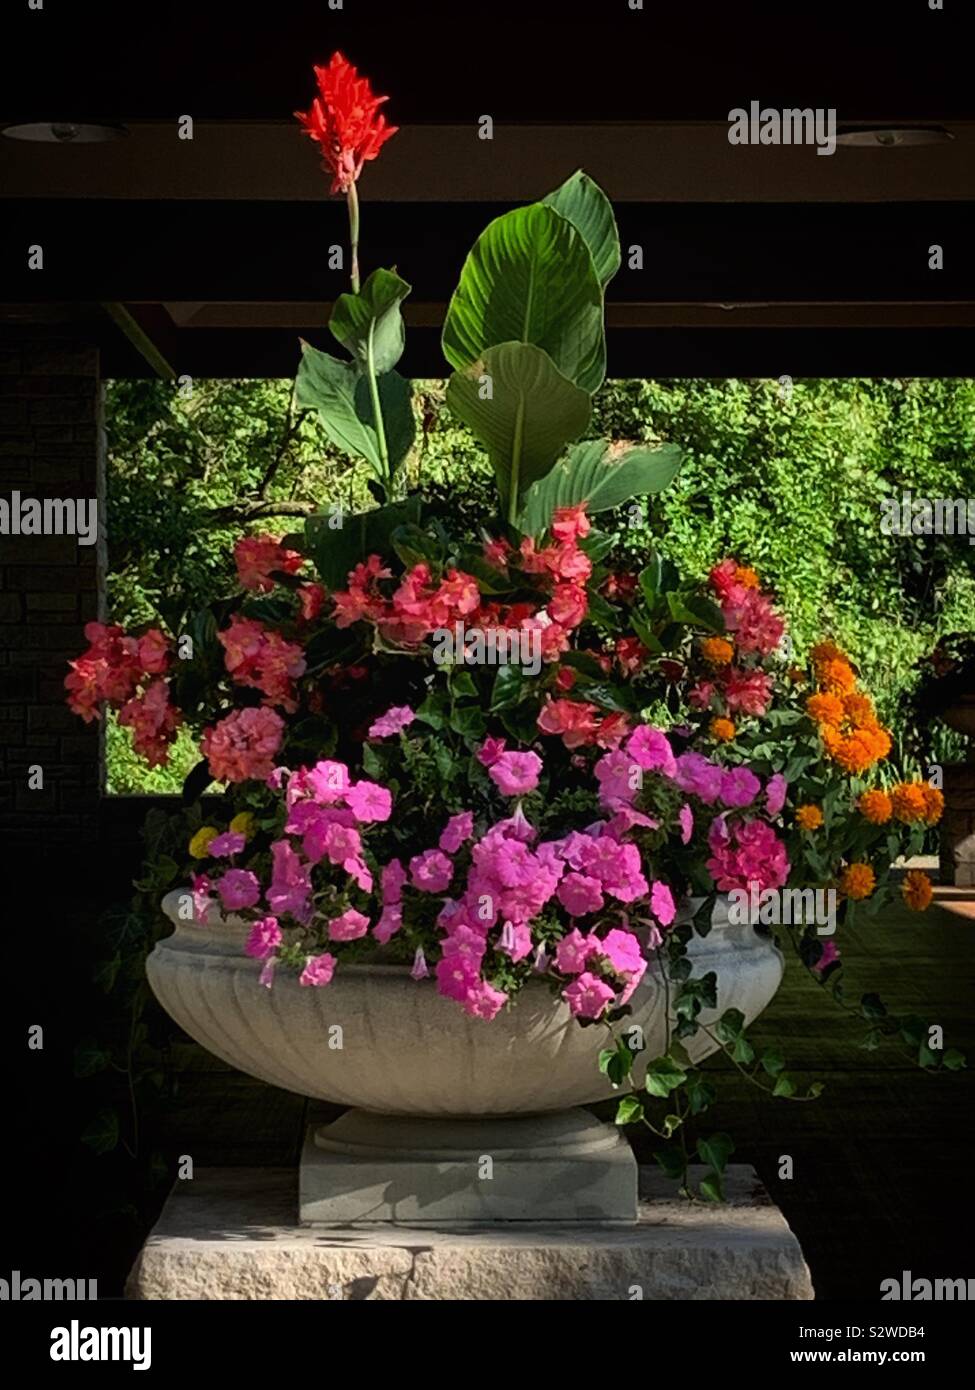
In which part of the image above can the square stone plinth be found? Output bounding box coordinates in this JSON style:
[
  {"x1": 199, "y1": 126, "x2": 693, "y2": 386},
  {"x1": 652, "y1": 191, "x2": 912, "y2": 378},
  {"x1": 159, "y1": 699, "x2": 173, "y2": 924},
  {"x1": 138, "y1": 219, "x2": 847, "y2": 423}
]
[{"x1": 126, "y1": 1166, "x2": 813, "y2": 1300}]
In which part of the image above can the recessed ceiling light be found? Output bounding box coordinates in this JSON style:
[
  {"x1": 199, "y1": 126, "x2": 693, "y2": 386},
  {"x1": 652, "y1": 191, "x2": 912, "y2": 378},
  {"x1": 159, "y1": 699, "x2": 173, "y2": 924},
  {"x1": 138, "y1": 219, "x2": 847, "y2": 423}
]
[
  {"x1": 835, "y1": 125, "x2": 953, "y2": 149},
  {"x1": 1, "y1": 121, "x2": 129, "y2": 144}
]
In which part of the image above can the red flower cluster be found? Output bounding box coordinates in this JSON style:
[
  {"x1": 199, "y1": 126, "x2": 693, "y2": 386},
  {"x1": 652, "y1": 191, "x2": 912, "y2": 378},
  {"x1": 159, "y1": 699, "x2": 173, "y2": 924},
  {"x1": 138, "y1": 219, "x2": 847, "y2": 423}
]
[
  {"x1": 331, "y1": 504, "x2": 596, "y2": 662},
  {"x1": 687, "y1": 561, "x2": 785, "y2": 721},
  {"x1": 218, "y1": 616, "x2": 307, "y2": 714},
  {"x1": 294, "y1": 52, "x2": 398, "y2": 194},
  {"x1": 708, "y1": 559, "x2": 784, "y2": 657},
  {"x1": 234, "y1": 535, "x2": 305, "y2": 593},
  {"x1": 64, "y1": 621, "x2": 181, "y2": 766},
  {"x1": 537, "y1": 697, "x2": 630, "y2": 750}
]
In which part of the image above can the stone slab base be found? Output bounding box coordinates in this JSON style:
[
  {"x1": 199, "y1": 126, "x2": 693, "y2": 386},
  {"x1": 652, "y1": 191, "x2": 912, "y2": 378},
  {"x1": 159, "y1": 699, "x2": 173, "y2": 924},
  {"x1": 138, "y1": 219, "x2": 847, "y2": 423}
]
[
  {"x1": 127, "y1": 1166, "x2": 814, "y2": 1300},
  {"x1": 300, "y1": 1109, "x2": 638, "y2": 1224}
]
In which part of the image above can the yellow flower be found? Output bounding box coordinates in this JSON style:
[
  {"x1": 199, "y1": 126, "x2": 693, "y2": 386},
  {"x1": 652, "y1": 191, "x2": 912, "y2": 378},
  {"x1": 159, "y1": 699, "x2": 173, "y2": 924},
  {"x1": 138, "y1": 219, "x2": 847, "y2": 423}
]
[
  {"x1": 230, "y1": 811, "x2": 257, "y2": 839},
  {"x1": 795, "y1": 804, "x2": 823, "y2": 831},
  {"x1": 840, "y1": 862, "x2": 876, "y2": 900},
  {"x1": 188, "y1": 826, "x2": 220, "y2": 859},
  {"x1": 858, "y1": 789, "x2": 892, "y2": 825},
  {"x1": 902, "y1": 870, "x2": 933, "y2": 912},
  {"x1": 710, "y1": 716, "x2": 736, "y2": 743},
  {"x1": 701, "y1": 636, "x2": 734, "y2": 667}
]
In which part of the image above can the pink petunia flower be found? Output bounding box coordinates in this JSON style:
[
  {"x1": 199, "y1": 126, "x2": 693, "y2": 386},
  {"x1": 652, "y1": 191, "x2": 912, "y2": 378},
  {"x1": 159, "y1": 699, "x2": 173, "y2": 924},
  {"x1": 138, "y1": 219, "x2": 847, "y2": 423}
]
[
  {"x1": 488, "y1": 750, "x2": 542, "y2": 796},
  {"x1": 328, "y1": 908, "x2": 370, "y2": 942},
  {"x1": 300, "y1": 951, "x2": 337, "y2": 987},
  {"x1": 368, "y1": 705, "x2": 415, "y2": 738},
  {"x1": 563, "y1": 971, "x2": 615, "y2": 1020}
]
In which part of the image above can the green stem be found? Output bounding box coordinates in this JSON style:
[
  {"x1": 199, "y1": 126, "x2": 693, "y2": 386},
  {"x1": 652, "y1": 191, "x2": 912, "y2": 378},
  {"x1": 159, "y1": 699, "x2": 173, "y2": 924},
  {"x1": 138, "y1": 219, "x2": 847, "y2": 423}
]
[
  {"x1": 366, "y1": 322, "x2": 391, "y2": 494},
  {"x1": 346, "y1": 182, "x2": 360, "y2": 294}
]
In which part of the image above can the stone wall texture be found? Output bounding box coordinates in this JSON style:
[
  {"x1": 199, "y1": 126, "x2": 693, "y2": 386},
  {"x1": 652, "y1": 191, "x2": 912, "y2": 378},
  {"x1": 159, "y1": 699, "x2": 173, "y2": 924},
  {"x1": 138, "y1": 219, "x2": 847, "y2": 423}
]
[{"x1": 0, "y1": 328, "x2": 102, "y2": 863}]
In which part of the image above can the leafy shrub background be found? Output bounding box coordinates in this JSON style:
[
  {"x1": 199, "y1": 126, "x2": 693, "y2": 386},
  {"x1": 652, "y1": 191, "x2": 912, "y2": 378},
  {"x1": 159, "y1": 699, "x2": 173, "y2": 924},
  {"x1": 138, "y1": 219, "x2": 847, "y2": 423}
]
[{"x1": 105, "y1": 376, "x2": 975, "y2": 792}]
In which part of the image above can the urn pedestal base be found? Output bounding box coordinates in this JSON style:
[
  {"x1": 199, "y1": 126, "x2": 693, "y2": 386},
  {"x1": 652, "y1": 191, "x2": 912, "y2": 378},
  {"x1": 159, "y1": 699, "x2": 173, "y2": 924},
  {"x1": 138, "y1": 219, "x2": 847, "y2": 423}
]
[
  {"x1": 299, "y1": 1108, "x2": 637, "y2": 1225},
  {"x1": 126, "y1": 1165, "x2": 815, "y2": 1300}
]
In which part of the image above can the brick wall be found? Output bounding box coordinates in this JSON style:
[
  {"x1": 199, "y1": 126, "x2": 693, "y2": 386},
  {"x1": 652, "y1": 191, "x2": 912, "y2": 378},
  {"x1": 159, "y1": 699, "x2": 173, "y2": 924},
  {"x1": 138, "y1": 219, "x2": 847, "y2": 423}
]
[
  {"x1": 0, "y1": 329, "x2": 102, "y2": 866},
  {"x1": 941, "y1": 762, "x2": 975, "y2": 888}
]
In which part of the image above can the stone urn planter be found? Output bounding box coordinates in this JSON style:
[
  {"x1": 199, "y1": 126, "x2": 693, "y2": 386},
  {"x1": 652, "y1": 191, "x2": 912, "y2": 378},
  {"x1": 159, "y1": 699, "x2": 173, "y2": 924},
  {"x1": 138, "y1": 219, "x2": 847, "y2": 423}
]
[{"x1": 149, "y1": 891, "x2": 783, "y2": 1225}]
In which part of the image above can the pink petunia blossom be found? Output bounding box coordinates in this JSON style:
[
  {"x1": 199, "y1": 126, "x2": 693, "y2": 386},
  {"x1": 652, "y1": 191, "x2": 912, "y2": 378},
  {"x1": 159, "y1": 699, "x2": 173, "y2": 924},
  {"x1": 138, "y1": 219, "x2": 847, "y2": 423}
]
[
  {"x1": 563, "y1": 972, "x2": 615, "y2": 1020},
  {"x1": 626, "y1": 725, "x2": 677, "y2": 778},
  {"x1": 650, "y1": 880, "x2": 677, "y2": 927},
  {"x1": 557, "y1": 871, "x2": 605, "y2": 917},
  {"x1": 345, "y1": 779, "x2": 392, "y2": 824},
  {"x1": 463, "y1": 978, "x2": 509, "y2": 1020},
  {"x1": 439, "y1": 811, "x2": 475, "y2": 854},
  {"x1": 554, "y1": 927, "x2": 599, "y2": 975},
  {"x1": 765, "y1": 773, "x2": 788, "y2": 818},
  {"x1": 245, "y1": 916, "x2": 282, "y2": 960},
  {"x1": 368, "y1": 704, "x2": 416, "y2": 738},
  {"x1": 373, "y1": 904, "x2": 403, "y2": 944},
  {"x1": 207, "y1": 831, "x2": 246, "y2": 858},
  {"x1": 678, "y1": 803, "x2": 694, "y2": 845},
  {"x1": 300, "y1": 951, "x2": 337, "y2": 987},
  {"x1": 410, "y1": 849, "x2": 454, "y2": 893},
  {"x1": 217, "y1": 869, "x2": 261, "y2": 911},
  {"x1": 381, "y1": 858, "x2": 407, "y2": 905},
  {"x1": 488, "y1": 750, "x2": 542, "y2": 796},
  {"x1": 719, "y1": 767, "x2": 761, "y2": 809},
  {"x1": 476, "y1": 736, "x2": 507, "y2": 768},
  {"x1": 328, "y1": 908, "x2": 370, "y2": 942},
  {"x1": 673, "y1": 751, "x2": 723, "y2": 804}
]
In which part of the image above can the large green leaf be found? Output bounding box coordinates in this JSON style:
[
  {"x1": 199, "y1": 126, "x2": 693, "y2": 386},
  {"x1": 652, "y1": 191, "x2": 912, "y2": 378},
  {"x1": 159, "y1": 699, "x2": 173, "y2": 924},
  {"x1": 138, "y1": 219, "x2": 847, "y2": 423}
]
[
  {"x1": 542, "y1": 169, "x2": 621, "y2": 290},
  {"x1": 328, "y1": 268, "x2": 410, "y2": 375},
  {"x1": 517, "y1": 440, "x2": 682, "y2": 535},
  {"x1": 304, "y1": 496, "x2": 421, "y2": 591},
  {"x1": 442, "y1": 203, "x2": 605, "y2": 394},
  {"x1": 294, "y1": 342, "x2": 414, "y2": 485},
  {"x1": 445, "y1": 342, "x2": 591, "y2": 518}
]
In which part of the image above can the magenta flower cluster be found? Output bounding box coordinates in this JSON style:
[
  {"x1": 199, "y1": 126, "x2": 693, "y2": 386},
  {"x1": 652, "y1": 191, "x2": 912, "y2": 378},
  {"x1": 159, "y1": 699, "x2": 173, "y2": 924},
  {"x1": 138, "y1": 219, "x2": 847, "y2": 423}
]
[{"x1": 186, "y1": 713, "x2": 791, "y2": 1025}]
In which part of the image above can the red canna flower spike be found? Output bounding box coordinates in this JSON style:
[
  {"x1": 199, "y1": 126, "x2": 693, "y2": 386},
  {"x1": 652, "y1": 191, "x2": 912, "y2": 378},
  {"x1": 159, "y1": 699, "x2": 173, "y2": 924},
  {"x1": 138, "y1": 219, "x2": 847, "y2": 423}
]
[{"x1": 294, "y1": 51, "x2": 398, "y2": 194}]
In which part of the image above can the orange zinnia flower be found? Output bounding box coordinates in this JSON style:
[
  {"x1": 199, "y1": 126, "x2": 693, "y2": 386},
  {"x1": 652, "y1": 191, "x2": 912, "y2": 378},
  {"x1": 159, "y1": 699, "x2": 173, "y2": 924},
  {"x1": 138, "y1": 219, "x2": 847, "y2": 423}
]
[
  {"x1": 920, "y1": 784, "x2": 945, "y2": 825},
  {"x1": 890, "y1": 782, "x2": 928, "y2": 824},
  {"x1": 796, "y1": 804, "x2": 824, "y2": 830},
  {"x1": 840, "y1": 862, "x2": 876, "y2": 900},
  {"x1": 710, "y1": 716, "x2": 736, "y2": 742},
  {"x1": 858, "y1": 789, "x2": 892, "y2": 825},
  {"x1": 701, "y1": 636, "x2": 734, "y2": 667},
  {"x1": 807, "y1": 692, "x2": 844, "y2": 726},
  {"x1": 902, "y1": 870, "x2": 933, "y2": 911}
]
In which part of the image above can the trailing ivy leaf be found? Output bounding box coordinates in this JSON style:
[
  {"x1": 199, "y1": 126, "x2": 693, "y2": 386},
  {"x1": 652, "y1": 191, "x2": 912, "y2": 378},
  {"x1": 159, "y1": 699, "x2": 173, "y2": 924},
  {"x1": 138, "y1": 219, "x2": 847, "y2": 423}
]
[
  {"x1": 772, "y1": 1074, "x2": 797, "y2": 1098},
  {"x1": 73, "y1": 1038, "x2": 112, "y2": 1078},
  {"x1": 414, "y1": 692, "x2": 448, "y2": 730},
  {"x1": 81, "y1": 1107, "x2": 120, "y2": 1155},
  {"x1": 599, "y1": 1040, "x2": 634, "y2": 1087},
  {"x1": 699, "y1": 1172, "x2": 724, "y2": 1203},
  {"x1": 448, "y1": 669, "x2": 478, "y2": 699},
  {"x1": 731, "y1": 1035, "x2": 756, "y2": 1065},
  {"x1": 615, "y1": 1095, "x2": 645, "y2": 1126},
  {"x1": 943, "y1": 1049, "x2": 967, "y2": 1071},
  {"x1": 645, "y1": 1054, "x2": 688, "y2": 1098},
  {"x1": 687, "y1": 1077, "x2": 717, "y2": 1115},
  {"x1": 715, "y1": 1008, "x2": 745, "y2": 1045},
  {"x1": 328, "y1": 268, "x2": 411, "y2": 375},
  {"x1": 806, "y1": 1081, "x2": 825, "y2": 1098},
  {"x1": 661, "y1": 1113, "x2": 683, "y2": 1137},
  {"x1": 760, "y1": 1047, "x2": 786, "y2": 1077},
  {"x1": 93, "y1": 954, "x2": 122, "y2": 993},
  {"x1": 697, "y1": 1131, "x2": 735, "y2": 1173},
  {"x1": 541, "y1": 168, "x2": 621, "y2": 289}
]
